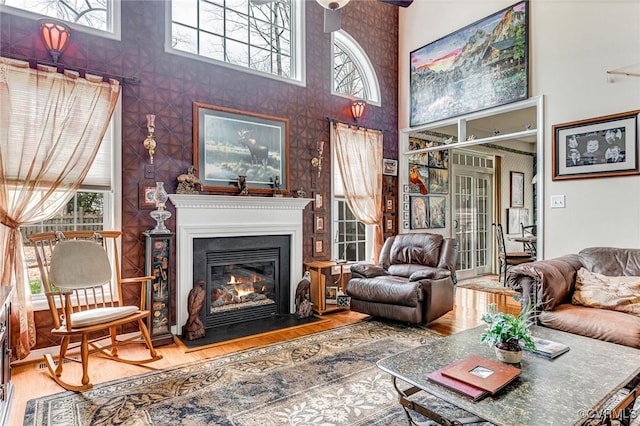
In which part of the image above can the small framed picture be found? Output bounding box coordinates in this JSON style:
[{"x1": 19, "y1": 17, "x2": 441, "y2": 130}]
[
  {"x1": 384, "y1": 195, "x2": 395, "y2": 212},
  {"x1": 403, "y1": 202, "x2": 409, "y2": 212},
  {"x1": 403, "y1": 221, "x2": 409, "y2": 229},
  {"x1": 403, "y1": 193, "x2": 409, "y2": 202},
  {"x1": 313, "y1": 237, "x2": 326, "y2": 256},
  {"x1": 382, "y1": 158, "x2": 398, "y2": 176},
  {"x1": 314, "y1": 214, "x2": 326, "y2": 233},
  {"x1": 325, "y1": 286, "x2": 338, "y2": 304},
  {"x1": 139, "y1": 182, "x2": 157, "y2": 210},
  {"x1": 510, "y1": 171, "x2": 525, "y2": 208},
  {"x1": 313, "y1": 192, "x2": 325, "y2": 210},
  {"x1": 385, "y1": 216, "x2": 396, "y2": 233}
]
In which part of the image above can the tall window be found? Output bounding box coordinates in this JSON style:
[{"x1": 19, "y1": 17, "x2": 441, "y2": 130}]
[
  {"x1": 330, "y1": 31, "x2": 379, "y2": 262},
  {"x1": 21, "y1": 110, "x2": 120, "y2": 305},
  {"x1": 332, "y1": 145, "x2": 371, "y2": 263},
  {"x1": 168, "y1": 0, "x2": 303, "y2": 83},
  {"x1": 1, "y1": 0, "x2": 119, "y2": 35},
  {"x1": 332, "y1": 30, "x2": 380, "y2": 105}
]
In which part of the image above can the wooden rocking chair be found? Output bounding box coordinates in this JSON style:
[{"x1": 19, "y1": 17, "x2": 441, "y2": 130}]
[{"x1": 28, "y1": 230, "x2": 162, "y2": 391}]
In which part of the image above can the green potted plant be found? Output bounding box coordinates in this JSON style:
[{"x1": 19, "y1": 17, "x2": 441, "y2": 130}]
[{"x1": 480, "y1": 304, "x2": 535, "y2": 363}]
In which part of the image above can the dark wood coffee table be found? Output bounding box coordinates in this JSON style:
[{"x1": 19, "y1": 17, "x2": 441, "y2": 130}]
[{"x1": 377, "y1": 325, "x2": 640, "y2": 425}]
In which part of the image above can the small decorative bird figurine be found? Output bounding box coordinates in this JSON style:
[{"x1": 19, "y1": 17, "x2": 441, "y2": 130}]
[
  {"x1": 409, "y1": 165, "x2": 428, "y2": 195},
  {"x1": 295, "y1": 271, "x2": 313, "y2": 318}
]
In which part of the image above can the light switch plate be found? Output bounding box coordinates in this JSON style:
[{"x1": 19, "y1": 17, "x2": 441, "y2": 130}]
[{"x1": 551, "y1": 195, "x2": 565, "y2": 208}]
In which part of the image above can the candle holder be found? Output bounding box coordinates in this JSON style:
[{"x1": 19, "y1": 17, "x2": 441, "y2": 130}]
[
  {"x1": 311, "y1": 141, "x2": 324, "y2": 177},
  {"x1": 143, "y1": 114, "x2": 157, "y2": 164},
  {"x1": 149, "y1": 181, "x2": 172, "y2": 233}
]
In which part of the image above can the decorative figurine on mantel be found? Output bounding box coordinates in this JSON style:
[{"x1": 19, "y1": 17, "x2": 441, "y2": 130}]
[
  {"x1": 272, "y1": 175, "x2": 282, "y2": 197},
  {"x1": 237, "y1": 175, "x2": 249, "y2": 195},
  {"x1": 176, "y1": 165, "x2": 201, "y2": 194},
  {"x1": 183, "y1": 279, "x2": 205, "y2": 340}
]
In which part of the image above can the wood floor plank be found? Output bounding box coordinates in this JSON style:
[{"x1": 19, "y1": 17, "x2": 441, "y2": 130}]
[{"x1": 11, "y1": 284, "x2": 517, "y2": 425}]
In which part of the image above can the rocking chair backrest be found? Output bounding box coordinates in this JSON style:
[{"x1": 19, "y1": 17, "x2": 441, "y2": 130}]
[
  {"x1": 50, "y1": 240, "x2": 112, "y2": 289},
  {"x1": 28, "y1": 230, "x2": 124, "y2": 330}
]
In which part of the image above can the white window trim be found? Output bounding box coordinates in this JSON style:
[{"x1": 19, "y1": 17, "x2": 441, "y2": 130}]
[
  {"x1": 30, "y1": 97, "x2": 122, "y2": 312},
  {"x1": 0, "y1": 1, "x2": 122, "y2": 41},
  {"x1": 331, "y1": 30, "x2": 381, "y2": 106},
  {"x1": 164, "y1": 0, "x2": 306, "y2": 87}
]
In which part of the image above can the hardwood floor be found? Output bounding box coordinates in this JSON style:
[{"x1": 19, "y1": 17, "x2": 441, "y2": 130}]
[{"x1": 10, "y1": 284, "x2": 519, "y2": 425}]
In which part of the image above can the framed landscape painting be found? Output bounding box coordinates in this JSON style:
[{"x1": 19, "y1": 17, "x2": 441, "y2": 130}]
[
  {"x1": 410, "y1": 1, "x2": 528, "y2": 126},
  {"x1": 193, "y1": 102, "x2": 289, "y2": 194}
]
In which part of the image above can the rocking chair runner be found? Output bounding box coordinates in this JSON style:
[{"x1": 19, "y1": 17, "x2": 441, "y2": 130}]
[{"x1": 28, "y1": 230, "x2": 162, "y2": 391}]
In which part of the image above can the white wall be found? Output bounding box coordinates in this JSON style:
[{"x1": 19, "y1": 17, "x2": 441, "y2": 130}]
[{"x1": 400, "y1": 0, "x2": 640, "y2": 258}]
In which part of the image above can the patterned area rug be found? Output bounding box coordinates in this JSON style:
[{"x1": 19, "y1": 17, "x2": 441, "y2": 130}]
[
  {"x1": 457, "y1": 276, "x2": 519, "y2": 295},
  {"x1": 24, "y1": 319, "x2": 483, "y2": 426}
]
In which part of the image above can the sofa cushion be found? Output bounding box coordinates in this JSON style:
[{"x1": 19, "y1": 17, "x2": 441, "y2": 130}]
[
  {"x1": 572, "y1": 268, "x2": 640, "y2": 315},
  {"x1": 579, "y1": 247, "x2": 640, "y2": 276},
  {"x1": 539, "y1": 303, "x2": 640, "y2": 348},
  {"x1": 389, "y1": 233, "x2": 443, "y2": 267}
]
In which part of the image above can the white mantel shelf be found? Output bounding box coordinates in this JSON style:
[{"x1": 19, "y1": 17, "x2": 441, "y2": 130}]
[
  {"x1": 168, "y1": 194, "x2": 312, "y2": 210},
  {"x1": 167, "y1": 194, "x2": 312, "y2": 335}
]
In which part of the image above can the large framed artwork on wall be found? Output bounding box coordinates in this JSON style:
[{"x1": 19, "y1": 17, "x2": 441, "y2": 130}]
[
  {"x1": 552, "y1": 110, "x2": 640, "y2": 181},
  {"x1": 193, "y1": 102, "x2": 289, "y2": 194},
  {"x1": 409, "y1": 1, "x2": 529, "y2": 127}
]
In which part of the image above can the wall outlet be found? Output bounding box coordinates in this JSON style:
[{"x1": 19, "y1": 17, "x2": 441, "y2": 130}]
[
  {"x1": 551, "y1": 195, "x2": 565, "y2": 208},
  {"x1": 144, "y1": 164, "x2": 155, "y2": 179}
]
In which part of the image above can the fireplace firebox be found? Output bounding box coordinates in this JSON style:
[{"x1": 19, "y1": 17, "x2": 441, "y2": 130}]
[{"x1": 193, "y1": 235, "x2": 290, "y2": 330}]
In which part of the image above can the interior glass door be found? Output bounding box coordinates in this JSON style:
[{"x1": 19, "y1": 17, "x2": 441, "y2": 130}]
[{"x1": 453, "y1": 169, "x2": 493, "y2": 280}]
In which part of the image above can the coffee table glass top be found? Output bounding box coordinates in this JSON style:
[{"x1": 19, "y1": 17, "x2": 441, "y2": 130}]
[{"x1": 377, "y1": 325, "x2": 640, "y2": 425}]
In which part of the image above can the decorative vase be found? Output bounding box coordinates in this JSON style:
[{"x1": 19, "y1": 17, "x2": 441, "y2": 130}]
[
  {"x1": 149, "y1": 182, "x2": 172, "y2": 234},
  {"x1": 494, "y1": 346, "x2": 523, "y2": 364}
]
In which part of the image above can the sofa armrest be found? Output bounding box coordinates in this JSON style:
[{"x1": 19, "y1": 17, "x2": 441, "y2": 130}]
[
  {"x1": 506, "y1": 254, "x2": 582, "y2": 319},
  {"x1": 350, "y1": 263, "x2": 388, "y2": 279},
  {"x1": 421, "y1": 276, "x2": 454, "y2": 323},
  {"x1": 409, "y1": 268, "x2": 451, "y2": 282}
]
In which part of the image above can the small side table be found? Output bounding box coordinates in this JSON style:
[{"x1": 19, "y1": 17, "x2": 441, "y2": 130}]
[{"x1": 304, "y1": 261, "x2": 353, "y2": 314}]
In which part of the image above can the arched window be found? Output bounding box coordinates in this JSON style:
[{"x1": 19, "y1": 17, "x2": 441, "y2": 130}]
[
  {"x1": 168, "y1": 0, "x2": 304, "y2": 84},
  {"x1": 332, "y1": 30, "x2": 380, "y2": 106}
]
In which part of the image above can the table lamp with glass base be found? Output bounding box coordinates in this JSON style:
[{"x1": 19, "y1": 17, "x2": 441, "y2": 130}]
[{"x1": 149, "y1": 181, "x2": 172, "y2": 234}]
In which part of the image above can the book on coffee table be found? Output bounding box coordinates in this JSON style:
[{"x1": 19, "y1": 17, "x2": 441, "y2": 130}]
[
  {"x1": 441, "y1": 355, "x2": 521, "y2": 395},
  {"x1": 427, "y1": 359, "x2": 489, "y2": 401},
  {"x1": 527, "y1": 336, "x2": 570, "y2": 358}
]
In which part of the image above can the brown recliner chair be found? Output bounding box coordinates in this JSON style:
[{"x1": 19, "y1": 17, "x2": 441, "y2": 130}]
[{"x1": 345, "y1": 233, "x2": 457, "y2": 324}]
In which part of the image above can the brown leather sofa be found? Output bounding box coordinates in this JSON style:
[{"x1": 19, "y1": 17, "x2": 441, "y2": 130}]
[
  {"x1": 507, "y1": 247, "x2": 640, "y2": 348},
  {"x1": 345, "y1": 233, "x2": 457, "y2": 324}
]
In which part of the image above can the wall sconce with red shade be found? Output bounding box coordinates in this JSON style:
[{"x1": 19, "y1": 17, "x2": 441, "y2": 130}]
[
  {"x1": 351, "y1": 100, "x2": 366, "y2": 123},
  {"x1": 39, "y1": 19, "x2": 71, "y2": 63}
]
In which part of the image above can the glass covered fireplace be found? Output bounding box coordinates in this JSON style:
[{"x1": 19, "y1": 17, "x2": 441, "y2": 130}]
[{"x1": 193, "y1": 235, "x2": 291, "y2": 330}]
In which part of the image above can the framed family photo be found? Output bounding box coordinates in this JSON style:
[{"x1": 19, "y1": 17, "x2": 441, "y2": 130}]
[
  {"x1": 552, "y1": 110, "x2": 639, "y2": 181},
  {"x1": 193, "y1": 102, "x2": 289, "y2": 193}
]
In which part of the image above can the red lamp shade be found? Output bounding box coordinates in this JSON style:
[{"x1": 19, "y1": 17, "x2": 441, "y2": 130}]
[
  {"x1": 351, "y1": 100, "x2": 366, "y2": 122},
  {"x1": 39, "y1": 19, "x2": 71, "y2": 63}
]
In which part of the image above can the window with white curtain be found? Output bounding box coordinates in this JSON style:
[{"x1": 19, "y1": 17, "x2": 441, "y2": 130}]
[
  {"x1": 332, "y1": 137, "x2": 372, "y2": 263},
  {"x1": 0, "y1": 0, "x2": 120, "y2": 37},
  {"x1": 167, "y1": 0, "x2": 304, "y2": 83},
  {"x1": 21, "y1": 104, "x2": 120, "y2": 307}
]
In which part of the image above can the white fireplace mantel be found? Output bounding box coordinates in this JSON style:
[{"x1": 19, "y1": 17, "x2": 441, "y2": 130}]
[{"x1": 168, "y1": 194, "x2": 312, "y2": 334}]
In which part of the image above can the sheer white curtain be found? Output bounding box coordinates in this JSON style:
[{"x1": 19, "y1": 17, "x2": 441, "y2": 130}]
[
  {"x1": 0, "y1": 58, "x2": 120, "y2": 359},
  {"x1": 333, "y1": 122, "x2": 384, "y2": 263}
]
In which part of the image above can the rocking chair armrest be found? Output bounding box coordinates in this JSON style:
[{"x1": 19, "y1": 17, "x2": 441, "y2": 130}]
[{"x1": 121, "y1": 276, "x2": 155, "y2": 310}]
